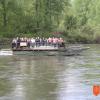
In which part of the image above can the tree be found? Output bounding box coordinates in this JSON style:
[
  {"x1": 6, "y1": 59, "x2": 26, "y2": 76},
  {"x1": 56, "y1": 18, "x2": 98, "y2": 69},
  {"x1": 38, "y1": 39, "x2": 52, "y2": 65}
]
[{"x1": 0, "y1": 0, "x2": 7, "y2": 27}]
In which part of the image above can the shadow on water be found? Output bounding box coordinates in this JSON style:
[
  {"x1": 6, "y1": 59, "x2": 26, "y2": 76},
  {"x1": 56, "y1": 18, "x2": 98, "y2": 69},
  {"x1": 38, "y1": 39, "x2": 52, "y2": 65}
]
[{"x1": 0, "y1": 44, "x2": 100, "y2": 100}]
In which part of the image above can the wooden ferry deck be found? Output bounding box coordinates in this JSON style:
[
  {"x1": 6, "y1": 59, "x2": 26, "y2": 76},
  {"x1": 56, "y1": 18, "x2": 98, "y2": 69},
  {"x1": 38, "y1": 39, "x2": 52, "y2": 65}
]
[{"x1": 12, "y1": 46, "x2": 60, "y2": 51}]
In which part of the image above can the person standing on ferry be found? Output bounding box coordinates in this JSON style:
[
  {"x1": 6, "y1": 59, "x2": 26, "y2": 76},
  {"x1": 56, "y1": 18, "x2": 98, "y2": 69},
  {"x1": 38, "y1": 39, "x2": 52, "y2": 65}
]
[{"x1": 31, "y1": 38, "x2": 35, "y2": 48}]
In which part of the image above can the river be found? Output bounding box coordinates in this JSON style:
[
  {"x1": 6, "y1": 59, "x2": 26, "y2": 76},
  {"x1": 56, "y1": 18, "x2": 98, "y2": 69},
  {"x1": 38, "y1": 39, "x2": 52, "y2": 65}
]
[{"x1": 0, "y1": 44, "x2": 100, "y2": 100}]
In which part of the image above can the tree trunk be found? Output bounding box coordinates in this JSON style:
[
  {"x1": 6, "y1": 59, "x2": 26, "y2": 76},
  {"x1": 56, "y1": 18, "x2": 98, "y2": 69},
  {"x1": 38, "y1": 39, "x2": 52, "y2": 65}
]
[
  {"x1": 1, "y1": 0, "x2": 7, "y2": 27},
  {"x1": 35, "y1": 0, "x2": 39, "y2": 28}
]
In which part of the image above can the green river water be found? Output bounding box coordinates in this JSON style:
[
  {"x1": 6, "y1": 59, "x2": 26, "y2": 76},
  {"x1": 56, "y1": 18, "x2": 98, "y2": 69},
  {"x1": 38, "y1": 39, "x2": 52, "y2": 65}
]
[{"x1": 0, "y1": 44, "x2": 100, "y2": 100}]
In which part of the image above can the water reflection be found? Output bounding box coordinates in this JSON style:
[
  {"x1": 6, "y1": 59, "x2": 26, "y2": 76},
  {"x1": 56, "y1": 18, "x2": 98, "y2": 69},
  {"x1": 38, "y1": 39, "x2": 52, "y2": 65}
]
[
  {"x1": 0, "y1": 45, "x2": 100, "y2": 100},
  {"x1": 56, "y1": 57, "x2": 87, "y2": 100},
  {"x1": 19, "y1": 56, "x2": 60, "y2": 100},
  {"x1": 0, "y1": 78, "x2": 12, "y2": 97}
]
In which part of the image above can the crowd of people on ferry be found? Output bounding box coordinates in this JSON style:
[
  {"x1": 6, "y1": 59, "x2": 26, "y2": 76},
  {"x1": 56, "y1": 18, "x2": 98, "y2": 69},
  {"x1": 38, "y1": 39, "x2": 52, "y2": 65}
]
[{"x1": 12, "y1": 37, "x2": 65, "y2": 49}]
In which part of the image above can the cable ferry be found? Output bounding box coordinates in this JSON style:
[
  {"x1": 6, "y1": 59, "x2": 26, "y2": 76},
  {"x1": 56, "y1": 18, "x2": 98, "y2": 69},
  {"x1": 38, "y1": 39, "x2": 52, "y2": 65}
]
[{"x1": 10, "y1": 37, "x2": 89, "y2": 56}]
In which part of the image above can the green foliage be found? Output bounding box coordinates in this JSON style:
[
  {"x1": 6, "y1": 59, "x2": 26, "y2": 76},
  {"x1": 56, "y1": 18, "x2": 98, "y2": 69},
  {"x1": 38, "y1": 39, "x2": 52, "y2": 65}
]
[
  {"x1": 64, "y1": 15, "x2": 77, "y2": 30},
  {"x1": 0, "y1": 0, "x2": 100, "y2": 43}
]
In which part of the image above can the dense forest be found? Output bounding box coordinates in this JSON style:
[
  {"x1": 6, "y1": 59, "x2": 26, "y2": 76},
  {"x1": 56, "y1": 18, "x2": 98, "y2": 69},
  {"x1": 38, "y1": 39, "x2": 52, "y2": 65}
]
[{"x1": 0, "y1": 0, "x2": 100, "y2": 43}]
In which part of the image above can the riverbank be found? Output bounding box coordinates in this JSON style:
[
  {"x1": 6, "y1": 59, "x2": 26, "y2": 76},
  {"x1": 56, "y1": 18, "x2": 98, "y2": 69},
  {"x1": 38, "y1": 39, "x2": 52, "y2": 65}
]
[
  {"x1": 0, "y1": 38, "x2": 12, "y2": 45},
  {"x1": 0, "y1": 36, "x2": 100, "y2": 46},
  {"x1": 0, "y1": 31, "x2": 100, "y2": 46},
  {"x1": 0, "y1": 39, "x2": 99, "y2": 47}
]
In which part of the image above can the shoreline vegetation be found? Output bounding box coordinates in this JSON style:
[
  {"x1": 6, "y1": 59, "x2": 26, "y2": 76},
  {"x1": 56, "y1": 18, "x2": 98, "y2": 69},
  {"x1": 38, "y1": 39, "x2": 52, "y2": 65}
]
[
  {"x1": 0, "y1": 31, "x2": 100, "y2": 45},
  {"x1": 0, "y1": 0, "x2": 100, "y2": 44},
  {"x1": 0, "y1": 32, "x2": 100, "y2": 44}
]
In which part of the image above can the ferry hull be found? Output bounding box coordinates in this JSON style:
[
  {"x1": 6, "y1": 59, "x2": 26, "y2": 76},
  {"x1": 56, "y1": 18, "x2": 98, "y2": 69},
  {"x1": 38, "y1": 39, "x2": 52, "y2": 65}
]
[
  {"x1": 0, "y1": 46, "x2": 89, "y2": 56},
  {"x1": 12, "y1": 47, "x2": 89, "y2": 56}
]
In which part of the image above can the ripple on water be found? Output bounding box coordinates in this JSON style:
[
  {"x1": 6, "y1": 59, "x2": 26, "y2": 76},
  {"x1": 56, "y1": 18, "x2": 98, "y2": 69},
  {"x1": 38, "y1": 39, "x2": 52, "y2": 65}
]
[{"x1": 0, "y1": 44, "x2": 100, "y2": 100}]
